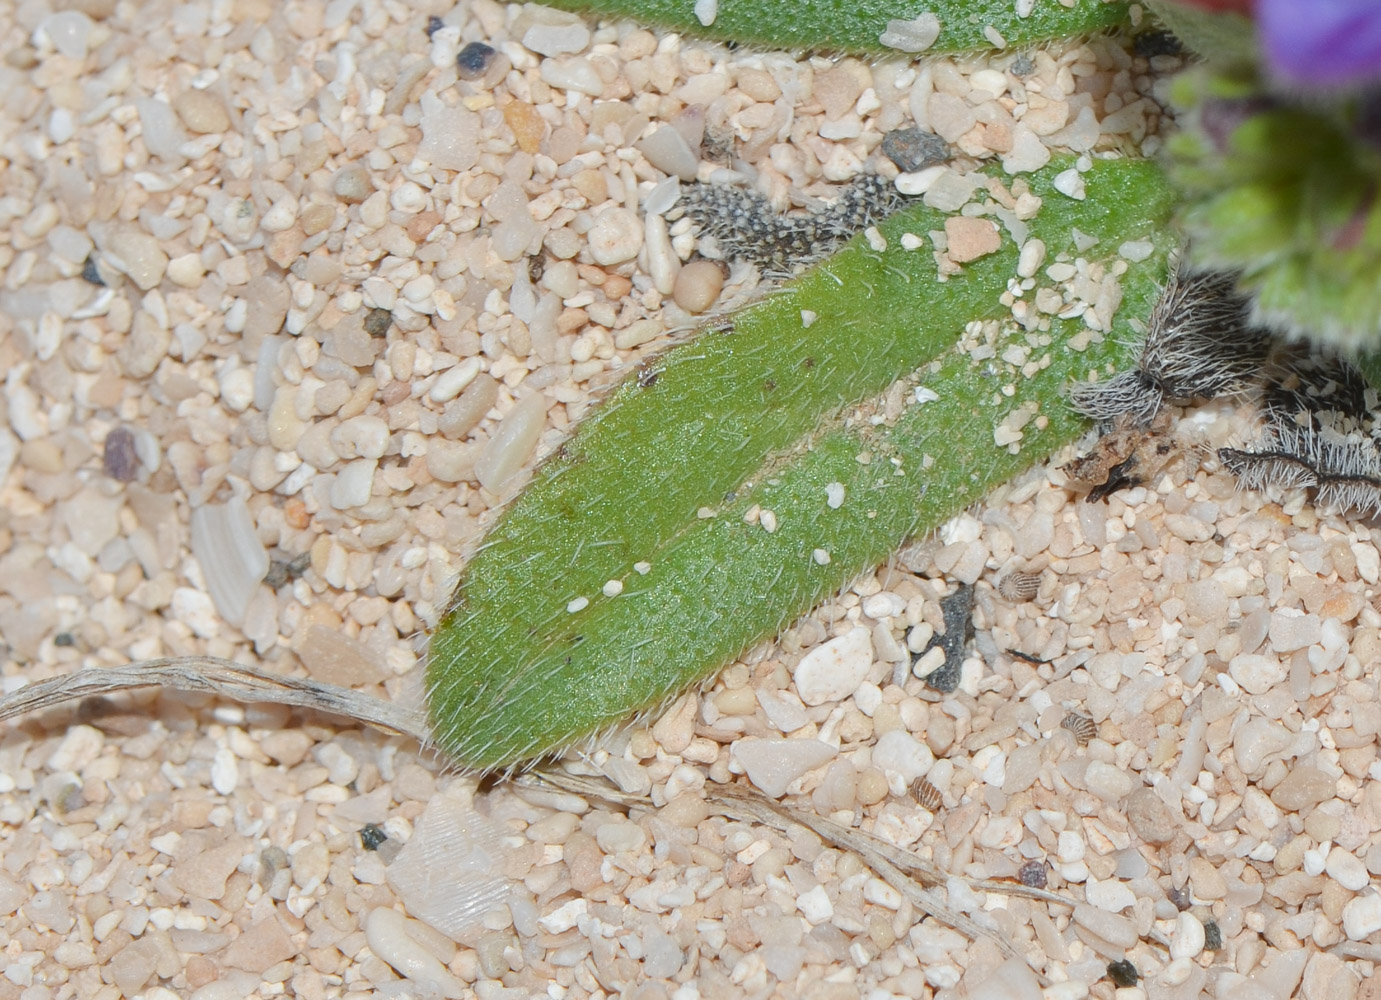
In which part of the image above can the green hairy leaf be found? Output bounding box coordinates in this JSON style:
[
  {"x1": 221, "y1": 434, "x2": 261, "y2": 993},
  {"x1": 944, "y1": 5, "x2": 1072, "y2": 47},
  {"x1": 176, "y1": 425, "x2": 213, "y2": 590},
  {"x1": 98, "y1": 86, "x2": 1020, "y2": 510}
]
[
  {"x1": 539, "y1": 0, "x2": 1130, "y2": 54},
  {"x1": 427, "y1": 158, "x2": 1175, "y2": 770}
]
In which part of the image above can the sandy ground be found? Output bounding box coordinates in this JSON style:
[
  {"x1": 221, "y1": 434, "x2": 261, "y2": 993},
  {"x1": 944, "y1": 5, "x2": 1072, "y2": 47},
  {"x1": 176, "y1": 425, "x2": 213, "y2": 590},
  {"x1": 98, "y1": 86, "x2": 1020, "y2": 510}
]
[{"x1": 3, "y1": 1, "x2": 1379, "y2": 998}]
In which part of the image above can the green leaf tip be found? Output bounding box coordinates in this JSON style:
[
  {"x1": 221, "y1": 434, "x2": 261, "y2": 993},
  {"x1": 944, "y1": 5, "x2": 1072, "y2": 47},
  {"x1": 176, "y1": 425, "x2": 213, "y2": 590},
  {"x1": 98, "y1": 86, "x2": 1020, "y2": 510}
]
[
  {"x1": 426, "y1": 157, "x2": 1175, "y2": 771},
  {"x1": 539, "y1": 0, "x2": 1130, "y2": 55}
]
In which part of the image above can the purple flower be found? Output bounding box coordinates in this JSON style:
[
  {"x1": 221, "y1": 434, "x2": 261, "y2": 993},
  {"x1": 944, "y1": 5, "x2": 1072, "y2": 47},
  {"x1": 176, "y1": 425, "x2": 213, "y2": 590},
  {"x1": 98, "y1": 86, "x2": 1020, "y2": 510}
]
[{"x1": 1257, "y1": 0, "x2": 1381, "y2": 87}]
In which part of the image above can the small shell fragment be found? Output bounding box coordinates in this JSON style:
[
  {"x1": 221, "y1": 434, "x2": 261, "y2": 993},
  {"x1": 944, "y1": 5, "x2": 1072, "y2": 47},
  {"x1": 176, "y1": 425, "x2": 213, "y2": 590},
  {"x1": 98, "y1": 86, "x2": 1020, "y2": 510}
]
[
  {"x1": 1017, "y1": 859, "x2": 1047, "y2": 888},
  {"x1": 997, "y1": 571, "x2": 1040, "y2": 601},
  {"x1": 1061, "y1": 712, "x2": 1096, "y2": 745},
  {"x1": 910, "y1": 775, "x2": 943, "y2": 812}
]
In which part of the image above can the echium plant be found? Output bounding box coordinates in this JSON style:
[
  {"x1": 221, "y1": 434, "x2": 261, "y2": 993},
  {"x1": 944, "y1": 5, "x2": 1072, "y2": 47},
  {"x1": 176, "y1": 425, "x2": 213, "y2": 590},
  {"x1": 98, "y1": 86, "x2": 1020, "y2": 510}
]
[
  {"x1": 11, "y1": 1, "x2": 1377, "y2": 771},
  {"x1": 422, "y1": 0, "x2": 1381, "y2": 769}
]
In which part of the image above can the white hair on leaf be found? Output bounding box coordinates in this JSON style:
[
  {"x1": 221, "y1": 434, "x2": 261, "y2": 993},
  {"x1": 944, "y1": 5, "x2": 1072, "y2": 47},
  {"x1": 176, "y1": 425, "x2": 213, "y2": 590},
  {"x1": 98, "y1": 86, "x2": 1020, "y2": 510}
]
[{"x1": 1068, "y1": 267, "x2": 1272, "y2": 428}]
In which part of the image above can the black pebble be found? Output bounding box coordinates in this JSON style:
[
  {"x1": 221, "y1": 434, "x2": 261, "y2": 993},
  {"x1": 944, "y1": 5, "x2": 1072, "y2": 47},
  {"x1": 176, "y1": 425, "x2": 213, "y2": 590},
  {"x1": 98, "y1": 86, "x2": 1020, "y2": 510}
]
[
  {"x1": 1134, "y1": 29, "x2": 1183, "y2": 58},
  {"x1": 264, "y1": 552, "x2": 311, "y2": 589},
  {"x1": 914, "y1": 582, "x2": 974, "y2": 694},
  {"x1": 360, "y1": 823, "x2": 388, "y2": 851},
  {"x1": 1168, "y1": 884, "x2": 1191, "y2": 911},
  {"x1": 81, "y1": 253, "x2": 105, "y2": 286},
  {"x1": 457, "y1": 41, "x2": 496, "y2": 80},
  {"x1": 363, "y1": 307, "x2": 393, "y2": 337},
  {"x1": 425, "y1": 15, "x2": 444, "y2": 37},
  {"x1": 1107, "y1": 960, "x2": 1139, "y2": 988},
  {"x1": 1203, "y1": 918, "x2": 1222, "y2": 951},
  {"x1": 103, "y1": 426, "x2": 140, "y2": 482},
  {"x1": 880, "y1": 127, "x2": 949, "y2": 173},
  {"x1": 54, "y1": 632, "x2": 75, "y2": 647}
]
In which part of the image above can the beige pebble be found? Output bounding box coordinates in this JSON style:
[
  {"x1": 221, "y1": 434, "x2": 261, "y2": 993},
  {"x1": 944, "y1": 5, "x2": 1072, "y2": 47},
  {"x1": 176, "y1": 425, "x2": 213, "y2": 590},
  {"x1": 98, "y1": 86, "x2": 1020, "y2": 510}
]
[
  {"x1": 166, "y1": 253, "x2": 205, "y2": 287},
  {"x1": 944, "y1": 217, "x2": 1000, "y2": 263},
  {"x1": 173, "y1": 89, "x2": 229, "y2": 133},
  {"x1": 672, "y1": 260, "x2": 724, "y2": 314},
  {"x1": 587, "y1": 205, "x2": 643, "y2": 265},
  {"x1": 104, "y1": 227, "x2": 168, "y2": 290}
]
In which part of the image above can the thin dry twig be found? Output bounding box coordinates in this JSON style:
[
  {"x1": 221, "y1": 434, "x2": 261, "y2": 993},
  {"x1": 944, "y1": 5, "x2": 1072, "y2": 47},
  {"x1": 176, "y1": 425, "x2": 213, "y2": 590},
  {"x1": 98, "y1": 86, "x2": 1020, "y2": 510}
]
[
  {"x1": 0, "y1": 657, "x2": 431, "y2": 745},
  {"x1": 523, "y1": 769, "x2": 1061, "y2": 985}
]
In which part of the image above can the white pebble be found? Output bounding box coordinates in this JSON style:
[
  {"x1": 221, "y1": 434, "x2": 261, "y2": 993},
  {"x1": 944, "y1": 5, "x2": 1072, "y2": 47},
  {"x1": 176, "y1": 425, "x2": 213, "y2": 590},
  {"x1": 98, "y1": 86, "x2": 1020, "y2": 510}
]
[
  {"x1": 732, "y1": 738, "x2": 837, "y2": 798},
  {"x1": 211, "y1": 748, "x2": 239, "y2": 795},
  {"x1": 1344, "y1": 891, "x2": 1381, "y2": 939},
  {"x1": 1084, "y1": 876, "x2": 1135, "y2": 913},
  {"x1": 1119, "y1": 239, "x2": 1155, "y2": 261},
  {"x1": 825, "y1": 482, "x2": 846, "y2": 508},
  {"x1": 863, "y1": 878, "x2": 902, "y2": 909},
  {"x1": 171, "y1": 587, "x2": 221, "y2": 639},
  {"x1": 1084, "y1": 760, "x2": 1134, "y2": 802},
  {"x1": 539, "y1": 56, "x2": 605, "y2": 96},
  {"x1": 104, "y1": 227, "x2": 169, "y2": 291},
  {"x1": 1269, "y1": 609, "x2": 1322, "y2": 653},
  {"x1": 588, "y1": 206, "x2": 644, "y2": 266},
  {"x1": 967, "y1": 958, "x2": 1042, "y2": 1000},
  {"x1": 759, "y1": 509, "x2": 778, "y2": 533},
  {"x1": 644, "y1": 213, "x2": 680, "y2": 295},
  {"x1": 864, "y1": 227, "x2": 887, "y2": 252},
  {"x1": 46, "y1": 725, "x2": 105, "y2": 773},
  {"x1": 1161, "y1": 958, "x2": 1194, "y2": 987},
  {"x1": 523, "y1": 21, "x2": 590, "y2": 56},
  {"x1": 40, "y1": 10, "x2": 94, "y2": 59},
  {"x1": 812, "y1": 548, "x2": 831, "y2": 565},
  {"x1": 365, "y1": 908, "x2": 465, "y2": 994},
  {"x1": 1052, "y1": 168, "x2": 1086, "y2": 200},
  {"x1": 638, "y1": 126, "x2": 699, "y2": 181},
  {"x1": 970, "y1": 69, "x2": 1007, "y2": 98},
  {"x1": 331, "y1": 459, "x2": 377, "y2": 509},
  {"x1": 1355, "y1": 542, "x2": 1380, "y2": 583},
  {"x1": 474, "y1": 391, "x2": 547, "y2": 494},
  {"x1": 329, "y1": 416, "x2": 387, "y2": 461},
  {"x1": 1228, "y1": 653, "x2": 1287, "y2": 695},
  {"x1": 793, "y1": 627, "x2": 873, "y2": 706},
  {"x1": 1016, "y1": 238, "x2": 1046, "y2": 279},
  {"x1": 539, "y1": 897, "x2": 588, "y2": 935},
  {"x1": 801, "y1": 309, "x2": 818, "y2": 327},
  {"x1": 567, "y1": 596, "x2": 589, "y2": 613},
  {"x1": 48, "y1": 107, "x2": 76, "y2": 145},
  {"x1": 879, "y1": 12, "x2": 942, "y2": 52},
  {"x1": 797, "y1": 885, "x2": 833, "y2": 925},
  {"x1": 1001, "y1": 123, "x2": 1050, "y2": 174},
  {"x1": 417, "y1": 94, "x2": 480, "y2": 172},
  {"x1": 1327, "y1": 846, "x2": 1370, "y2": 891},
  {"x1": 1073, "y1": 904, "x2": 1137, "y2": 948},
  {"x1": 602, "y1": 579, "x2": 623, "y2": 597},
  {"x1": 693, "y1": 0, "x2": 717, "y2": 25},
  {"x1": 861, "y1": 592, "x2": 905, "y2": 619},
  {"x1": 1170, "y1": 912, "x2": 1206, "y2": 960},
  {"x1": 872, "y1": 730, "x2": 934, "y2": 782},
  {"x1": 429, "y1": 357, "x2": 483, "y2": 403},
  {"x1": 260, "y1": 198, "x2": 298, "y2": 233},
  {"x1": 894, "y1": 164, "x2": 948, "y2": 197}
]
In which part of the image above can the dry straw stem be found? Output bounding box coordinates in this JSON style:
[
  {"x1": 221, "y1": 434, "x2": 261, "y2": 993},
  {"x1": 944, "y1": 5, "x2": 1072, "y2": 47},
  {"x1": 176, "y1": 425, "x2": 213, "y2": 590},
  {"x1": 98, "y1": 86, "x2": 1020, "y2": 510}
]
[
  {"x1": 522, "y1": 770, "x2": 1080, "y2": 985},
  {"x1": 0, "y1": 657, "x2": 430, "y2": 746}
]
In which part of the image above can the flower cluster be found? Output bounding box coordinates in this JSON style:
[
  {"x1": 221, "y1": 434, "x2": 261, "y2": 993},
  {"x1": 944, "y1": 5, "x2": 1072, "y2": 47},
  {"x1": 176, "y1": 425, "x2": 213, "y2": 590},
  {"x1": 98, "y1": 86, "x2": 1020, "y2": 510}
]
[{"x1": 1175, "y1": 0, "x2": 1381, "y2": 86}]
